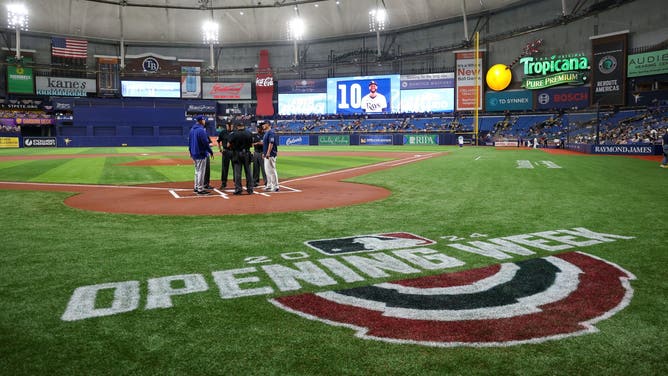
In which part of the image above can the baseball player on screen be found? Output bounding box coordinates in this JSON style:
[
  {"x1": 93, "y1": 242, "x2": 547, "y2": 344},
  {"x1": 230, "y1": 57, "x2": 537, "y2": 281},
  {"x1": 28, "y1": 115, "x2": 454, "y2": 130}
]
[{"x1": 361, "y1": 81, "x2": 388, "y2": 113}]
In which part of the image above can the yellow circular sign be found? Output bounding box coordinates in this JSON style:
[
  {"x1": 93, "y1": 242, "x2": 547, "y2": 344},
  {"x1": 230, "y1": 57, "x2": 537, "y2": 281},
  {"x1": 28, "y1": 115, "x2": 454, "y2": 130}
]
[{"x1": 486, "y1": 64, "x2": 512, "y2": 91}]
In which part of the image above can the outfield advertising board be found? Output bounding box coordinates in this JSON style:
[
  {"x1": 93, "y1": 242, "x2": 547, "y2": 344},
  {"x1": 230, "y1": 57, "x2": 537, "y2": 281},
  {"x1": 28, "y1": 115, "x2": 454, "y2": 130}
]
[
  {"x1": 403, "y1": 134, "x2": 438, "y2": 145},
  {"x1": 279, "y1": 135, "x2": 309, "y2": 146},
  {"x1": 23, "y1": 137, "x2": 57, "y2": 148},
  {"x1": 485, "y1": 90, "x2": 532, "y2": 111},
  {"x1": 591, "y1": 144, "x2": 654, "y2": 155},
  {"x1": 359, "y1": 134, "x2": 393, "y2": 145},
  {"x1": 318, "y1": 135, "x2": 349, "y2": 145},
  {"x1": 534, "y1": 86, "x2": 590, "y2": 110},
  {"x1": 7, "y1": 63, "x2": 34, "y2": 94},
  {"x1": 0, "y1": 137, "x2": 19, "y2": 148}
]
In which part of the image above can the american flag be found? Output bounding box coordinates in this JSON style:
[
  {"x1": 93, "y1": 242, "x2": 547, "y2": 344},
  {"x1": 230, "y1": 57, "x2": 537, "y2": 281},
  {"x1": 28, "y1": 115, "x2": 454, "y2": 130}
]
[{"x1": 51, "y1": 37, "x2": 88, "y2": 59}]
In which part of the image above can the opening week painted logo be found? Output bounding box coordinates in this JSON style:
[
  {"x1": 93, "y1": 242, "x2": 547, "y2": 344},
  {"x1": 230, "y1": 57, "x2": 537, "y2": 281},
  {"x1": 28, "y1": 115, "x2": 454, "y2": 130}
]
[{"x1": 62, "y1": 228, "x2": 636, "y2": 347}]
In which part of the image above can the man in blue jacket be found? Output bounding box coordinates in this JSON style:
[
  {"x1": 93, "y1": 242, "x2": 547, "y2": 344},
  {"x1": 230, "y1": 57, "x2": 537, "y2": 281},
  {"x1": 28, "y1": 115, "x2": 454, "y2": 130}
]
[{"x1": 189, "y1": 115, "x2": 214, "y2": 195}]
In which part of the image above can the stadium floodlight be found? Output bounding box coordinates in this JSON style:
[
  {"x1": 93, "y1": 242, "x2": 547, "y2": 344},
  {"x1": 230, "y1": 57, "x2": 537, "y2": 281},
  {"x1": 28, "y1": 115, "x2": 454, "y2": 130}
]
[
  {"x1": 201, "y1": 20, "x2": 219, "y2": 70},
  {"x1": 201, "y1": 20, "x2": 219, "y2": 45},
  {"x1": 6, "y1": 3, "x2": 29, "y2": 59},
  {"x1": 368, "y1": 8, "x2": 386, "y2": 33},
  {"x1": 368, "y1": 7, "x2": 387, "y2": 57},
  {"x1": 287, "y1": 17, "x2": 305, "y2": 66}
]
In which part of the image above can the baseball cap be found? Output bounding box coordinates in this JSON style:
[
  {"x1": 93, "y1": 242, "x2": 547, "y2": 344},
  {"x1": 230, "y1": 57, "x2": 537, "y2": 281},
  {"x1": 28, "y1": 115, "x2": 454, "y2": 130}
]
[
  {"x1": 195, "y1": 115, "x2": 206, "y2": 121},
  {"x1": 369, "y1": 81, "x2": 377, "y2": 86}
]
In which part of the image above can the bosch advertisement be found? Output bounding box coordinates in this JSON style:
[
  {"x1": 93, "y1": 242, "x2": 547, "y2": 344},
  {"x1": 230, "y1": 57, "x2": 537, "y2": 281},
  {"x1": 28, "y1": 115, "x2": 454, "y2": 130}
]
[{"x1": 534, "y1": 86, "x2": 590, "y2": 110}]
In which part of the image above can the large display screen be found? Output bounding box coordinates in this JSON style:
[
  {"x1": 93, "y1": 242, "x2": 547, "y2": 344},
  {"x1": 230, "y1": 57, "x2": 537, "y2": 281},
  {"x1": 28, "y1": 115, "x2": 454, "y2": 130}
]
[
  {"x1": 326, "y1": 75, "x2": 400, "y2": 114},
  {"x1": 121, "y1": 80, "x2": 181, "y2": 98},
  {"x1": 277, "y1": 74, "x2": 453, "y2": 115},
  {"x1": 278, "y1": 93, "x2": 327, "y2": 115},
  {"x1": 400, "y1": 88, "x2": 454, "y2": 113}
]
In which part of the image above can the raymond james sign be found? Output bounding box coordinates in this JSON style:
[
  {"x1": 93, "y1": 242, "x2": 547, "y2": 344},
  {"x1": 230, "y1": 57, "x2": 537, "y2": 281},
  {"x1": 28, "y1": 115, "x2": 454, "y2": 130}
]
[{"x1": 36, "y1": 77, "x2": 97, "y2": 97}]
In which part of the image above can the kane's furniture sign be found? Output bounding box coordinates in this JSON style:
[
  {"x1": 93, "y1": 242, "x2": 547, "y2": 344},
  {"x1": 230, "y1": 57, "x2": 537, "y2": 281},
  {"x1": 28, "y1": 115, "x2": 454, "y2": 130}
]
[{"x1": 36, "y1": 77, "x2": 96, "y2": 96}]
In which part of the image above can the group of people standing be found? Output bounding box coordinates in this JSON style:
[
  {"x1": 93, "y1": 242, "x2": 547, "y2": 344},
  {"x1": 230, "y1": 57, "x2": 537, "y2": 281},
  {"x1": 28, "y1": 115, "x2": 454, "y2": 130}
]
[{"x1": 188, "y1": 116, "x2": 279, "y2": 195}]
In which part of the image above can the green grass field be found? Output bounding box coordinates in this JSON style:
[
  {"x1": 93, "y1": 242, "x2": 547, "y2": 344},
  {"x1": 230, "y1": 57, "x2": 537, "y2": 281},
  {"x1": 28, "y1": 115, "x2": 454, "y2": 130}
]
[{"x1": 0, "y1": 145, "x2": 666, "y2": 375}]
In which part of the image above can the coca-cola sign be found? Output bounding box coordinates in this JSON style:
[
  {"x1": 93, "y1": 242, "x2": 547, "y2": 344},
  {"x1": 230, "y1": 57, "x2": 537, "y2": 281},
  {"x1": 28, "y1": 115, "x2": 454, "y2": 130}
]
[
  {"x1": 256, "y1": 77, "x2": 274, "y2": 87},
  {"x1": 255, "y1": 50, "x2": 275, "y2": 116}
]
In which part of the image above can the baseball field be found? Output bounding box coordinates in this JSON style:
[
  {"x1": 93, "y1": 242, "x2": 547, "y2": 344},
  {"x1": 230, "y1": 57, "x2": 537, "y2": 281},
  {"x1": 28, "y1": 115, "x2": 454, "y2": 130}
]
[{"x1": 0, "y1": 145, "x2": 666, "y2": 375}]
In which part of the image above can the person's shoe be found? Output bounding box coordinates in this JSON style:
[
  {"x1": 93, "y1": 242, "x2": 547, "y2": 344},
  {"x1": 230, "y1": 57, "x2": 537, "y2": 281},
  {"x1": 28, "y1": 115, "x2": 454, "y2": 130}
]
[
  {"x1": 247, "y1": 190, "x2": 254, "y2": 194},
  {"x1": 661, "y1": 164, "x2": 668, "y2": 168},
  {"x1": 204, "y1": 185, "x2": 214, "y2": 190},
  {"x1": 264, "y1": 186, "x2": 274, "y2": 191},
  {"x1": 219, "y1": 185, "x2": 226, "y2": 190},
  {"x1": 233, "y1": 190, "x2": 242, "y2": 195},
  {"x1": 197, "y1": 190, "x2": 211, "y2": 195},
  {"x1": 193, "y1": 189, "x2": 198, "y2": 193},
  {"x1": 273, "y1": 187, "x2": 280, "y2": 192}
]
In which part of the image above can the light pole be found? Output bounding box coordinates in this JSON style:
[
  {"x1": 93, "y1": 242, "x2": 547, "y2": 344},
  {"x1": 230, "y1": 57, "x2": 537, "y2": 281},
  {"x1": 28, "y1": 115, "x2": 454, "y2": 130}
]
[
  {"x1": 6, "y1": 3, "x2": 29, "y2": 60},
  {"x1": 201, "y1": 20, "x2": 219, "y2": 70}
]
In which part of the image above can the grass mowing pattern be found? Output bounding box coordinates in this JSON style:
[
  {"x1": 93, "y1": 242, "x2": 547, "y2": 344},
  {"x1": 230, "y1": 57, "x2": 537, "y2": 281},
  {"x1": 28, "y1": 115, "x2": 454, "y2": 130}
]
[{"x1": 0, "y1": 146, "x2": 667, "y2": 375}]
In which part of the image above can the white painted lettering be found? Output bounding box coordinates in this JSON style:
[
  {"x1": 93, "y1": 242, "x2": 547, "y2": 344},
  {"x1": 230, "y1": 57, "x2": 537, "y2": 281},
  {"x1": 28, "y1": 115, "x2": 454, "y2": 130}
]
[
  {"x1": 146, "y1": 274, "x2": 208, "y2": 309},
  {"x1": 392, "y1": 248, "x2": 466, "y2": 270},
  {"x1": 446, "y1": 239, "x2": 536, "y2": 260},
  {"x1": 212, "y1": 267, "x2": 273, "y2": 299},
  {"x1": 503, "y1": 234, "x2": 573, "y2": 252},
  {"x1": 61, "y1": 281, "x2": 140, "y2": 321},
  {"x1": 262, "y1": 261, "x2": 337, "y2": 292},
  {"x1": 318, "y1": 258, "x2": 366, "y2": 282},
  {"x1": 342, "y1": 253, "x2": 420, "y2": 278}
]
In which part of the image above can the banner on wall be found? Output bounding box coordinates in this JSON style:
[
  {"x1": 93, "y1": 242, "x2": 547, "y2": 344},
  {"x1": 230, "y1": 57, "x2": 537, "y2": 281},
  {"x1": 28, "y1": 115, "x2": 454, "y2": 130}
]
[
  {"x1": 485, "y1": 90, "x2": 532, "y2": 111},
  {"x1": 181, "y1": 66, "x2": 201, "y2": 99},
  {"x1": 36, "y1": 77, "x2": 96, "y2": 96},
  {"x1": 97, "y1": 57, "x2": 120, "y2": 97},
  {"x1": 203, "y1": 82, "x2": 251, "y2": 99},
  {"x1": 627, "y1": 49, "x2": 668, "y2": 78},
  {"x1": 7, "y1": 57, "x2": 34, "y2": 94},
  {"x1": 455, "y1": 50, "x2": 485, "y2": 111},
  {"x1": 534, "y1": 86, "x2": 590, "y2": 110},
  {"x1": 590, "y1": 31, "x2": 628, "y2": 106}
]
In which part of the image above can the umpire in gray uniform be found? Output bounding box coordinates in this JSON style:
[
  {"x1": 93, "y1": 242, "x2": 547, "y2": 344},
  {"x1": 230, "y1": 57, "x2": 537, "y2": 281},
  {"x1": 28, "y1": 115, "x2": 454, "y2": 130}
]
[
  {"x1": 227, "y1": 123, "x2": 253, "y2": 195},
  {"x1": 251, "y1": 122, "x2": 267, "y2": 187}
]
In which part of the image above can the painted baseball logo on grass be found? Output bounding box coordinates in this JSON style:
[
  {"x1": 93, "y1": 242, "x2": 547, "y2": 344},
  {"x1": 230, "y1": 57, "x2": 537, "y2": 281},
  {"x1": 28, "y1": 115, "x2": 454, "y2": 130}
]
[
  {"x1": 274, "y1": 236, "x2": 636, "y2": 347},
  {"x1": 305, "y1": 232, "x2": 436, "y2": 255}
]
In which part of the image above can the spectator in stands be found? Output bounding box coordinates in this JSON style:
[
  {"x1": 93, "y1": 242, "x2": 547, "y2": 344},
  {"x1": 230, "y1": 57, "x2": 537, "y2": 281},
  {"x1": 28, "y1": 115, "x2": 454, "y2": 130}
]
[{"x1": 661, "y1": 128, "x2": 668, "y2": 169}]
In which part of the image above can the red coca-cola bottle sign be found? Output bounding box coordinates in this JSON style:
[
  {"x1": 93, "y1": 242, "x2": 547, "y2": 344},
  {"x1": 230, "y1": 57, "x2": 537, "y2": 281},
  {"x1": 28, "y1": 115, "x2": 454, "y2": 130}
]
[{"x1": 256, "y1": 50, "x2": 274, "y2": 116}]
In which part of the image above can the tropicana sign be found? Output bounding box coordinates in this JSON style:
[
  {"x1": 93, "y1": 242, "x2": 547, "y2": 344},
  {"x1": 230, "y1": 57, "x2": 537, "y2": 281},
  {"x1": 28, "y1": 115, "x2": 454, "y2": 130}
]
[{"x1": 520, "y1": 54, "x2": 590, "y2": 90}]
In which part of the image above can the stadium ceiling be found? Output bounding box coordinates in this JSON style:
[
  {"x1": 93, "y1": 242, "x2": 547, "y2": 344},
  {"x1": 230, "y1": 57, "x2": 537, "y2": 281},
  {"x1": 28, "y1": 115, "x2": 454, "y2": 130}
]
[{"x1": 14, "y1": 0, "x2": 537, "y2": 45}]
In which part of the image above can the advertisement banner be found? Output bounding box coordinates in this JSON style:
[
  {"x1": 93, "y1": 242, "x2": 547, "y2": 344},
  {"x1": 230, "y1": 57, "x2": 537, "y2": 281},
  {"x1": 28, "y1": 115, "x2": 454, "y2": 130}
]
[
  {"x1": 535, "y1": 86, "x2": 590, "y2": 110},
  {"x1": 591, "y1": 144, "x2": 654, "y2": 155},
  {"x1": 403, "y1": 134, "x2": 438, "y2": 145},
  {"x1": 181, "y1": 66, "x2": 201, "y2": 99},
  {"x1": 23, "y1": 137, "x2": 57, "y2": 148},
  {"x1": 36, "y1": 77, "x2": 96, "y2": 97},
  {"x1": 360, "y1": 134, "x2": 393, "y2": 145},
  {"x1": 278, "y1": 79, "x2": 327, "y2": 94},
  {"x1": 15, "y1": 118, "x2": 54, "y2": 125},
  {"x1": 400, "y1": 73, "x2": 455, "y2": 89},
  {"x1": 627, "y1": 49, "x2": 668, "y2": 78},
  {"x1": 279, "y1": 135, "x2": 309, "y2": 146},
  {"x1": 7, "y1": 59, "x2": 34, "y2": 94},
  {"x1": 0, "y1": 137, "x2": 19, "y2": 148},
  {"x1": 203, "y1": 82, "x2": 251, "y2": 99},
  {"x1": 485, "y1": 90, "x2": 532, "y2": 111},
  {"x1": 256, "y1": 50, "x2": 275, "y2": 116},
  {"x1": 590, "y1": 31, "x2": 628, "y2": 106},
  {"x1": 455, "y1": 50, "x2": 485, "y2": 111},
  {"x1": 318, "y1": 135, "x2": 350, "y2": 146}
]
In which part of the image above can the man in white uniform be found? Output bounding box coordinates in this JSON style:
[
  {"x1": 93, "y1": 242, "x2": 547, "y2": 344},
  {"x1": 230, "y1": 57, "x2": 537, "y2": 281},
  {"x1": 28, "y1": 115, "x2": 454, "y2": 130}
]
[{"x1": 361, "y1": 81, "x2": 388, "y2": 113}]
